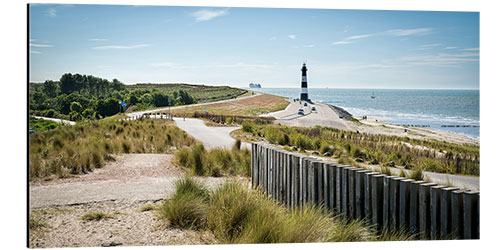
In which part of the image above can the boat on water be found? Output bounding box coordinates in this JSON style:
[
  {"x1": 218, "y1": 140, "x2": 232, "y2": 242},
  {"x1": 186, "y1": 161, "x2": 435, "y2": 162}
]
[
  {"x1": 371, "y1": 91, "x2": 376, "y2": 99},
  {"x1": 249, "y1": 83, "x2": 261, "y2": 88}
]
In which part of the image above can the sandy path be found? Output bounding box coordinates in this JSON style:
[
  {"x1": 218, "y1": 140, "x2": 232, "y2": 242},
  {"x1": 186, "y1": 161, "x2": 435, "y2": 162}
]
[
  {"x1": 29, "y1": 154, "x2": 244, "y2": 248},
  {"x1": 30, "y1": 154, "x2": 231, "y2": 209}
]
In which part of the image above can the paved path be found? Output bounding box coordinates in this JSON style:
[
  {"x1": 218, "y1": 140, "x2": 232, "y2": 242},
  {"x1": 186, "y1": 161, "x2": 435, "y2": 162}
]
[
  {"x1": 34, "y1": 116, "x2": 76, "y2": 125},
  {"x1": 173, "y1": 117, "x2": 250, "y2": 150}
]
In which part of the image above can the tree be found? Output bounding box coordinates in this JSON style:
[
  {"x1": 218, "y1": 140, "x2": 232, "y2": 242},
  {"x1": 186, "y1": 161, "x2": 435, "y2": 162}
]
[
  {"x1": 70, "y1": 101, "x2": 83, "y2": 113},
  {"x1": 42, "y1": 80, "x2": 58, "y2": 98},
  {"x1": 152, "y1": 92, "x2": 169, "y2": 107},
  {"x1": 60, "y1": 73, "x2": 75, "y2": 94},
  {"x1": 178, "y1": 90, "x2": 194, "y2": 105},
  {"x1": 56, "y1": 94, "x2": 71, "y2": 114},
  {"x1": 96, "y1": 98, "x2": 120, "y2": 117}
]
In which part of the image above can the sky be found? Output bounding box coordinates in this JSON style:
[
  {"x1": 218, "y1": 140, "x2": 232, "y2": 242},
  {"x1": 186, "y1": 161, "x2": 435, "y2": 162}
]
[{"x1": 29, "y1": 4, "x2": 479, "y2": 89}]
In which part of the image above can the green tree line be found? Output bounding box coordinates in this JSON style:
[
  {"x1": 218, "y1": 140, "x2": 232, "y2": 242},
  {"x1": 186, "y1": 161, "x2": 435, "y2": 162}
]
[{"x1": 29, "y1": 73, "x2": 195, "y2": 121}]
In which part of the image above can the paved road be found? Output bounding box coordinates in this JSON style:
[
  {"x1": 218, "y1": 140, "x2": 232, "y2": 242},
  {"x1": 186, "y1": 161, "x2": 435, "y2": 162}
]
[
  {"x1": 34, "y1": 116, "x2": 76, "y2": 125},
  {"x1": 173, "y1": 117, "x2": 250, "y2": 150}
]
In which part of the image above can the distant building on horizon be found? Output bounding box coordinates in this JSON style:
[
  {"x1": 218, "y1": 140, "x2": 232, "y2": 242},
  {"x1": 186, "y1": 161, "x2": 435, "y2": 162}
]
[
  {"x1": 300, "y1": 63, "x2": 309, "y2": 101},
  {"x1": 249, "y1": 82, "x2": 261, "y2": 88}
]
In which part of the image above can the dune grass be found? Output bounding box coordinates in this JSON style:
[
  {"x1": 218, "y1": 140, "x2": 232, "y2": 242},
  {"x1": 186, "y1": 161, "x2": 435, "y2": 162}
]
[
  {"x1": 239, "y1": 122, "x2": 479, "y2": 176},
  {"x1": 80, "y1": 212, "x2": 115, "y2": 221},
  {"x1": 28, "y1": 119, "x2": 197, "y2": 180},
  {"x1": 174, "y1": 140, "x2": 251, "y2": 177},
  {"x1": 159, "y1": 177, "x2": 414, "y2": 244}
]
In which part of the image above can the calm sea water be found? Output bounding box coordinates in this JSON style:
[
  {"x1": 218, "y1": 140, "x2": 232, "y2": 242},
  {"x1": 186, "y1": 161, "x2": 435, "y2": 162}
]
[{"x1": 253, "y1": 88, "x2": 480, "y2": 141}]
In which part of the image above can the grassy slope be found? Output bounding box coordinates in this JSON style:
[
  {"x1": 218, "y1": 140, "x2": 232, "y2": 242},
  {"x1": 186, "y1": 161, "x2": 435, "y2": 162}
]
[
  {"x1": 127, "y1": 83, "x2": 248, "y2": 103},
  {"x1": 169, "y1": 93, "x2": 289, "y2": 117},
  {"x1": 28, "y1": 119, "x2": 197, "y2": 180}
]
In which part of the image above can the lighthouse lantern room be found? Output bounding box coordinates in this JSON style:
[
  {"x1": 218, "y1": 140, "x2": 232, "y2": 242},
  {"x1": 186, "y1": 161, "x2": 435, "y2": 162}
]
[{"x1": 300, "y1": 63, "x2": 309, "y2": 101}]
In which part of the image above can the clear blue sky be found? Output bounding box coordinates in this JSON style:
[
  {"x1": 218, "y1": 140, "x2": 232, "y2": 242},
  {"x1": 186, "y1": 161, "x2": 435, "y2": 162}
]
[{"x1": 29, "y1": 4, "x2": 479, "y2": 89}]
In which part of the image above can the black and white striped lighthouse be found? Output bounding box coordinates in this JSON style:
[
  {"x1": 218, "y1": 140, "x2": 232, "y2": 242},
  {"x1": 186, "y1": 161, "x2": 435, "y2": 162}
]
[{"x1": 300, "y1": 63, "x2": 309, "y2": 101}]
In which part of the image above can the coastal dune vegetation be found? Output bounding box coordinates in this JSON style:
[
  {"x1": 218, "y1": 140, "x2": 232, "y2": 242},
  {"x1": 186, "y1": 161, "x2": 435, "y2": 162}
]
[
  {"x1": 159, "y1": 177, "x2": 414, "y2": 244},
  {"x1": 28, "y1": 119, "x2": 197, "y2": 180},
  {"x1": 174, "y1": 140, "x2": 251, "y2": 177},
  {"x1": 238, "y1": 122, "x2": 479, "y2": 176}
]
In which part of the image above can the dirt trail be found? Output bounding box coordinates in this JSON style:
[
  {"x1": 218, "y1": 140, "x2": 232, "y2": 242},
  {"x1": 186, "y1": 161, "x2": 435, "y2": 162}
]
[{"x1": 29, "y1": 154, "x2": 240, "y2": 247}]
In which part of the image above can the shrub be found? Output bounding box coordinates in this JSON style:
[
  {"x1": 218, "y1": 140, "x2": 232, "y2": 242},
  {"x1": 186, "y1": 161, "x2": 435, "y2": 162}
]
[
  {"x1": 80, "y1": 212, "x2": 114, "y2": 221},
  {"x1": 159, "y1": 177, "x2": 210, "y2": 229},
  {"x1": 242, "y1": 121, "x2": 254, "y2": 133}
]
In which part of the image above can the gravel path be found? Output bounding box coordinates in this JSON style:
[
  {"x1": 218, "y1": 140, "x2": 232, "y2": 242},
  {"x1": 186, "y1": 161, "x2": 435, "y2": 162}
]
[{"x1": 29, "y1": 154, "x2": 243, "y2": 248}]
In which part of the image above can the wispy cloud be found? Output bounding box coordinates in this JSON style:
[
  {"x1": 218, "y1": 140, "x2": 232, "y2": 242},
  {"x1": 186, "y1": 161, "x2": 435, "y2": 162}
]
[
  {"x1": 45, "y1": 8, "x2": 57, "y2": 17},
  {"x1": 461, "y1": 48, "x2": 479, "y2": 51},
  {"x1": 444, "y1": 46, "x2": 458, "y2": 50},
  {"x1": 92, "y1": 44, "x2": 152, "y2": 50},
  {"x1": 332, "y1": 33, "x2": 375, "y2": 45},
  {"x1": 269, "y1": 36, "x2": 277, "y2": 41},
  {"x1": 288, "y1": 34, "x2": 296, "y2": 40},
  {"x1": 422, "y1": 43, "x2": 442, "y2": 47},
  {"x1": 346, "y1": 34, "x2": 376, "y2": 40},
  {"x1": 303, "y1": 44, "x2": 315, "y2": 48},
  {"x1": 332, "y1": 40, "x2": 353, "y2": 45},
  {"x1": 191, "y1": 8, "x2": 229, "y2": 22},
  {"x1": 30, "y1": 43, "x2": 53, "y2": 48},
  {"x1": 397, "y1": 52, "x2": 479, "y2": 67},
  {"x1": 88, "y1": 38, "x2": 108, "y2": 42},
  {"x1": 333, "y1": 28, "x2": 433, "y2": 46},
  {"x1": 385, "y1": 28, "x2": 433, "y2": 37},
  {"x1": 150, "y1": 62, "x2": 176, "y2": 67}
]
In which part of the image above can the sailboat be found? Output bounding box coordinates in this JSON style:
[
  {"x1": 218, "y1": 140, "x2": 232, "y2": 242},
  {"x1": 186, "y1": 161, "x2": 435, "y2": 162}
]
[{"x1": 371, "y1": 91, "x2": 376, "y2": 99}]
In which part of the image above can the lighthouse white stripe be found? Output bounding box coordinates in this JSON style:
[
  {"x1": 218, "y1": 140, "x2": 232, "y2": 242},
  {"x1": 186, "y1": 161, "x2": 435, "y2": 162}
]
[
  {"x1": 302, "y1": 87, "x2": 308, "y2": 93},
  {"x1": 302, "y1": 76, "x2": 307, "y2": 82}
]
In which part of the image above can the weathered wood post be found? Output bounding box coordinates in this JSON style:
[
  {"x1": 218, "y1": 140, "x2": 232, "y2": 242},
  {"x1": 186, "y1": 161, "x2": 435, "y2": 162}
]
[
  {"x1": 371, "y1": 174, "x2": 385, "y2": 230},
  {"x1": 389, "y1": 177, "x2": 404, "y2": 231},
  {"x1": 355, "y1": 170, "x2": 370, "y2": 220},
  {"x1": 440, "y1": 187, "x2": 459, "y2": 238},
  {"x1": 430, "y1": 185, "x2": 445, "y2": 239},
  {"x1": 341, "y1": 166, "x2": 351, "y2": 216},
  {"x1": 335, "y1": 164, "x2": 343, "y2": 213},
  {"x1": 399, "y1": 179, "x2": 414, "y2": 230},
  {"x1": 328, "y1": 164, "x2": 336, "y2": 211},
  {"x1": 463, "y1": 191, "x2": 480, "y2": 239},
  {"x1": 383, "y1": 176, "x2": 396, "y2": 229},
  {"x1": 419, "y1": 183, "x2": 437, "y2": 239},
  {"x1": 322, "y1": 163, "x2": 329, "y2": 208},
  {"x1": 409, "y1": 180, "x2": 425, "y2": 235},
  {"x1": 316, "y1": 161, "x2": 325, "y2": 206},
  {"x1": 301, "y1": 157, "x2": 310, "y2": 207},
  {"x1": 364, "y1": 172, "x2": 378, "y2": 223},
  {"x1": 451, "y1": 190, "x2": 464, "y2": 239},
  {"x1": 291, "y1": 154, "x2": 300, "y2": 208},
  {"x1": 348, "y1": 167, "x2": 359, "y2": 217},
  {"x1": 286, "y1": 152, "x2": 292, "y2": 208},
  {"x1": 251, "y1": 143, "x2": 256, "y2": 187}
]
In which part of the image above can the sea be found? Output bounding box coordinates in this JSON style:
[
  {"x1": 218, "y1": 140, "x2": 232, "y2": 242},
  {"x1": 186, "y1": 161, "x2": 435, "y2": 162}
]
[{"x1": 252, "y1": 88, "x2": 480, "y2": 141}]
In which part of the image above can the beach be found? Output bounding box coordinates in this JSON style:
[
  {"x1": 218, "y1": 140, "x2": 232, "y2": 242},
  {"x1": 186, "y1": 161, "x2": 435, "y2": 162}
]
[{"x1": 265, "y1": 98, "x2": 478, "y2": 146}]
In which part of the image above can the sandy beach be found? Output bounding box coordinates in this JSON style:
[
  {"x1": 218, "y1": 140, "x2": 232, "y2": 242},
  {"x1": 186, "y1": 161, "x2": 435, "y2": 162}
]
[{"x1": 265, "y1": 98, "x2": 479, "y2": 146}]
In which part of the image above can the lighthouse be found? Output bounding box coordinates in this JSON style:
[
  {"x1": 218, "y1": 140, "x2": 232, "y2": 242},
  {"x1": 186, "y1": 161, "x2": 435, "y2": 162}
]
[{"x1": 300, "y1": 63, "x2": 309, "y2": 101}]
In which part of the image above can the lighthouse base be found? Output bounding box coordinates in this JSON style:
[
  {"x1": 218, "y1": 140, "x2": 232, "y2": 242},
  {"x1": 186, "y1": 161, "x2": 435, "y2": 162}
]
[{"x1": 300, "y1": 93, "x2": 309, "y2": 101}]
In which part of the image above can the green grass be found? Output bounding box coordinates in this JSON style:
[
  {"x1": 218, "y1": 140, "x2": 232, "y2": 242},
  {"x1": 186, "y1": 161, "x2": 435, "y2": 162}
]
[
  {"x1": 29, "y1": 217, "x2": 49, "y2": 230},
  {"x1": 138, "y1": 204, "x2": 158, "y2": 212},
  {"x1": 159, "y1": 177, "x2": 211, "y2": 229},
  {"x1": 174, "y1": 141, "x2": 251, "y2": 177},
  {"x1": 239, "y1": 122, "x2": 479, "y2": 176},
  {"x1": 127, "y1": 83, "x2": 248, "y2": 103},
  {"x1": 29, "y1": 116, "x2": 59, "y2": 132},
  {"x1": 80, "y1": 212, "x2": 115, "y2": 221},
  {"x1": 159, "y1": 177, "x2": 415, "y2": 244},
  {"x1": 29, "y1": 119, "x2": 197, "y2": 180}
]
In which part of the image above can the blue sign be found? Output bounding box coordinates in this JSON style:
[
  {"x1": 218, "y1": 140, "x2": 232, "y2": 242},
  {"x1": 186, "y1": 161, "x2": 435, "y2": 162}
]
[{"x1": 122, "y1": 102, "x2": 127, "y2": 107}]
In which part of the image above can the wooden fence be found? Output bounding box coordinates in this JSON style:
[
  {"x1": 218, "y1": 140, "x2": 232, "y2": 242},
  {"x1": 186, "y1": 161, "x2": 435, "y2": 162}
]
[{"x1": 251, "y1": 142, "x2": 479, "y2": 240}]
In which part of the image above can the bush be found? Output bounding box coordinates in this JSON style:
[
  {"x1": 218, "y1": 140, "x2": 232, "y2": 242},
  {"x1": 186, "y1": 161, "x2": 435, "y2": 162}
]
[
  {"x1": 159, "y1": 177, "x2": 210, "y2": 229},
  {"x1": 242, "y1": 121, "x2": 254, "y2": 133}
]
